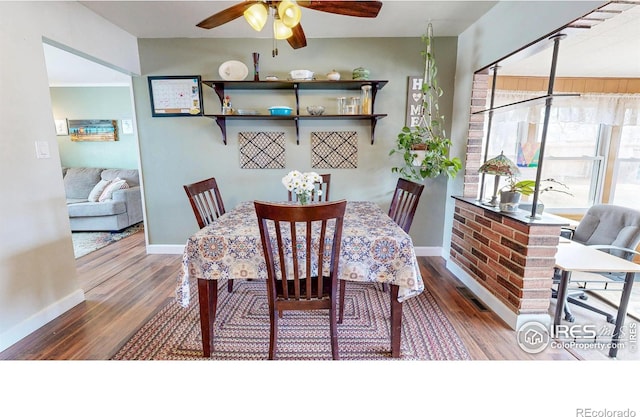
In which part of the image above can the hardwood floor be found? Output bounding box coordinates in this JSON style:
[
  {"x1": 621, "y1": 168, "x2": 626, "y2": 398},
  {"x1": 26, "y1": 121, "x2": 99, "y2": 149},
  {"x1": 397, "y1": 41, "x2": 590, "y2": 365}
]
[{"x1": 1, "y1": 231, "x2": 637, "y2": 360}]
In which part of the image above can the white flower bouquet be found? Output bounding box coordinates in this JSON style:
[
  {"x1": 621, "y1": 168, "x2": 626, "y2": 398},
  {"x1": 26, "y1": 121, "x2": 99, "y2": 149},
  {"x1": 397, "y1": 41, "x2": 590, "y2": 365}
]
[{"x1": 281, "y1": 170, "x2": 322, "y2": 205}]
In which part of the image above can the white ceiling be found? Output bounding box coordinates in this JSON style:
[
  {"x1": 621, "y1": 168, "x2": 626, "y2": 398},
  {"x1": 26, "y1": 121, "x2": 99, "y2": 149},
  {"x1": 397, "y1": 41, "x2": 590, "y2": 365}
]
[
  {"x1": 500, "y1": 1, "x2": 640, "y2": 77},
  {"x1": 44, "y1": 1, "x2": 640, "y2": 85}
]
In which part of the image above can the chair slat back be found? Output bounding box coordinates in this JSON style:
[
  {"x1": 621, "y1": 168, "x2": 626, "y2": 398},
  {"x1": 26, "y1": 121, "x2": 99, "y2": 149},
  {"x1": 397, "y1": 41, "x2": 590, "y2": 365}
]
[
  {"x1": 288, "y1": 174, "x2": 331, "y2": 203},
  {"x1": 255, "y1": 200, "x2": 346, "y2": 304},
  {"x1": 388, "y1": 178, "x2": 424, "y2": 233},
  {"x1": 183, "y1": 177, "x2": 226, "y2": 229}
]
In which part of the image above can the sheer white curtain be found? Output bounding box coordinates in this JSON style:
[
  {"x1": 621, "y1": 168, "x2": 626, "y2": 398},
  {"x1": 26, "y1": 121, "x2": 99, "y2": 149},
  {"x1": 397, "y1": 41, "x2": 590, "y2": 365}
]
[{"x1": 491, "y1": 91, "x2": 640, "y2": 126}]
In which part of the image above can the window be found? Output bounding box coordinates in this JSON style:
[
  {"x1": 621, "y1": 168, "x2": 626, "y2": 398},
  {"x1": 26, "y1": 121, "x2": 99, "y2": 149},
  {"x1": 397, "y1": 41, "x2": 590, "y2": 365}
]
[
  {"x1": 612, "y1": 124, "x2": 640, "y2": 206},
  {"x1": 482, "y1": 92, "x2": 640, "y2": 213}
]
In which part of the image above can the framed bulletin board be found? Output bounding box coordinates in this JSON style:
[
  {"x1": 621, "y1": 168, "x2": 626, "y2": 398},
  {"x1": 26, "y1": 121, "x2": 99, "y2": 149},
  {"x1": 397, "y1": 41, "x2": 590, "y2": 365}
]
[{"x1": 148, "y1": 75, "x2": 204, "y2": 117}]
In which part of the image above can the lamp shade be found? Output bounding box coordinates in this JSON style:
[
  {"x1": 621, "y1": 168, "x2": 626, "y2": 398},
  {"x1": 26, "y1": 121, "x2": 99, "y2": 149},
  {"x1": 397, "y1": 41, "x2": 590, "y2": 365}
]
[
  {"x1": 244, "y1": 3, "x2": 268, "y2": 31},
  {"x1": 278, "y1": 0, "x2": 301, "y2": 28},
  {"x1": 478, "y1": 151, "x2": 520, "y2": 177},
  {"x1": 274, "y1": 17, "x2": 293, "y2": 39}
]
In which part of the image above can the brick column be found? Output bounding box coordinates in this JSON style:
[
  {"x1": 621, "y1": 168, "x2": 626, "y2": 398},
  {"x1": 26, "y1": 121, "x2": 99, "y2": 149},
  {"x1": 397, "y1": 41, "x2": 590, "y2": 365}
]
[{"x1": 450, "y1": 198, "x2": 564, "y2": 324}]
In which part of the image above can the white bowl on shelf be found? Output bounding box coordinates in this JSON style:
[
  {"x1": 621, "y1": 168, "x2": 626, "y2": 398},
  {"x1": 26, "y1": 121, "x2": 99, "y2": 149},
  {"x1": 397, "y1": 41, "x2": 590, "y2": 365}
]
[{"x1": 289, "y1": 69, "x2": 314, "y2": 80}]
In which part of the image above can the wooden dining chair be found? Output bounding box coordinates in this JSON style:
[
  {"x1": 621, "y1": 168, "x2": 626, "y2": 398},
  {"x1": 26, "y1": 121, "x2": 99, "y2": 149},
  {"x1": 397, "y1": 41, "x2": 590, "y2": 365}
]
[
  {"x1": 183, "y1": 177, "x2": 233, "y2": 293},
  {"x1": 340, "y1": 178, "x2": 425, "y2": 305},
  {"x1": 382, "y1": 177, "x2": 425, "y2": 291},
  {"x1": 388, "y1": 177, "x2": 425, "y2": 234},
  {"x1": 254, "y1": 199, "x2": 347, "y2": 360},
  {"x1": 288, "y1": 173, "x2": 331, "y2": 203}
]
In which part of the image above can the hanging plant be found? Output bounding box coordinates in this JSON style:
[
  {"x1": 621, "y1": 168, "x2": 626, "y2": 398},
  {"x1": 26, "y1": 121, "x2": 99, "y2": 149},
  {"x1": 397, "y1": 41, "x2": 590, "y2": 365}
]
[{"x1": 390, "y1": 22, "x2": 462, "y2": 182}]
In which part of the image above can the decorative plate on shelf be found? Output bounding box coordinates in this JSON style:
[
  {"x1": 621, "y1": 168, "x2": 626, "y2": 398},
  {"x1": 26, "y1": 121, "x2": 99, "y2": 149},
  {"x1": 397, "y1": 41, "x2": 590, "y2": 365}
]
[{"x1": 218, "y1": 60, "x2": 249, "y2": 81}]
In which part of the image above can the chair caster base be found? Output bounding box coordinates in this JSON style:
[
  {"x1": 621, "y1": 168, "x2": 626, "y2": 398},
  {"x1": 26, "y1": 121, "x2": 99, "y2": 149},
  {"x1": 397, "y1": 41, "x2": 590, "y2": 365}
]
[
  {"x1": 578, "y1": 294, "x2": 588, "y2": 300},
  {"x1": 565, "y1": 313, "x2": 575, "y2": 323},
  {"x1": 606, "y1": 316, "x2": 616, "y2": 324}
]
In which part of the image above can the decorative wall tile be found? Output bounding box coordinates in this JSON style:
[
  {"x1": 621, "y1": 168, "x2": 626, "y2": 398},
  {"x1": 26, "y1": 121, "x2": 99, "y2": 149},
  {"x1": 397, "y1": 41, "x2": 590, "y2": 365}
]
[
  {"x1": 311, "y1": 131, "x2": 357, "y2": 169},
  {"x1": 238, "y1": 132, "x2": 285, "y2": 169}
]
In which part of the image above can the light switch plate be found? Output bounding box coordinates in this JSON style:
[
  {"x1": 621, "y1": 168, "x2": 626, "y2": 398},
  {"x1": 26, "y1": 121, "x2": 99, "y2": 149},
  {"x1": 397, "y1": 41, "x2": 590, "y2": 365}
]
[{"x1": 35, "y1": 141, "x2": 50, "y2": 159}]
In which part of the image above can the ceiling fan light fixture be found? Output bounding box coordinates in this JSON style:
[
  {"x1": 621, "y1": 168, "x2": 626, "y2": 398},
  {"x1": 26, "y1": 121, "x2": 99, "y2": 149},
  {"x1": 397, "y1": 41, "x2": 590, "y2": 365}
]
[
  {"x1": 278, "y1": 0, "x2": 301, "y2": 28},
  {"x1": 273, "y1": 16, "x2": 293, "y2": 40},
  {"x1": 243, "y1": 3, "x2": 268, "y2": 31}
]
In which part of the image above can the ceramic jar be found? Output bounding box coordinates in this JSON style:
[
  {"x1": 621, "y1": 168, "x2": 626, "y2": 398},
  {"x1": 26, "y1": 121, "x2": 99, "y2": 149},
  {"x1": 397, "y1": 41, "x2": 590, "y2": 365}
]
[
  {"x1": 326, "y1": 70, "x2": 340, "y2": 81},
  {"x1": 352, "y1": 67, "x2": 370, "y2": 80}
]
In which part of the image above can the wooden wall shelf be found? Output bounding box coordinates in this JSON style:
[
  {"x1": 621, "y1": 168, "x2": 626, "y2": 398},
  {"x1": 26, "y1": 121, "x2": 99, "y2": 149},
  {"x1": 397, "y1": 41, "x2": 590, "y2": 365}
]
[{"x1": 202, "y1": 80, "x2": 388, "y2": 145}]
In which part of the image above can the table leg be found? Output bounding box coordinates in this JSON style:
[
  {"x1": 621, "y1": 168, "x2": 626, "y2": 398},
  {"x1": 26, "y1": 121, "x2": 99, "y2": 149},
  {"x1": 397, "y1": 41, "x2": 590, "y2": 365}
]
[
  {"x1": 554, "y1": 270, "x2": 571, "y2": 330},
  {"x1": 197, "y1": 278, "x2": 218, "y2": 357},
  {"x1": 609, "y1": 272, "x2": 635, "y2": 358},
  {"x1": 390, "y1": 284, "x2": 403, "y2": 358}
]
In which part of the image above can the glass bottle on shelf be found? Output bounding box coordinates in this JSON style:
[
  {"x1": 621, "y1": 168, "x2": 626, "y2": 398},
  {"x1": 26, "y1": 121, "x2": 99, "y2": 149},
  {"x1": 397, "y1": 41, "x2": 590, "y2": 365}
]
[
  {"x1": 346, "y1": 96, "x2": 360, "y2": 114},
  {"x1": 361, "y1": 85, "x2": 372, "y2": 114}
]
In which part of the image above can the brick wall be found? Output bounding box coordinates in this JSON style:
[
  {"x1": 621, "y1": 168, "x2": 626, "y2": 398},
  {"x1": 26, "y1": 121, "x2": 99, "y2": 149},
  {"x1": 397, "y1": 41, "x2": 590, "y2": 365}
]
[{"x1": 450, "y1": 198, "x2": 562, "y2": 315}]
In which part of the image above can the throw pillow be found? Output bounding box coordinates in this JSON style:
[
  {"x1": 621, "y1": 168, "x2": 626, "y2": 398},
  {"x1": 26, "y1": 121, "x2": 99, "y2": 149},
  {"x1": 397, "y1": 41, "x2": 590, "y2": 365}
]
[
  {"x1": 88, "y1": 179, "x2": 112, "y2": 202},
  {"x1": 98, "y1": 178, "x2": 129, "y2": 202}
]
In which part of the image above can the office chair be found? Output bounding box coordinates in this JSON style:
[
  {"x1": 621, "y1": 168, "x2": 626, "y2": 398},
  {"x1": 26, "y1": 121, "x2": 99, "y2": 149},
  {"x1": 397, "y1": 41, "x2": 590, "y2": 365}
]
[
  {"x1": 254, "y1": 200, "x2": 347, "y2": 360},
  {"x1": 555, "y1": 204, "x2": 640, "y2": 324},
  {"x1": 183, "y1": 177, "x2": 234, "y2": 293},
  {"x1": 288, "y1": 173, "x2": 331, "y2": 203}
]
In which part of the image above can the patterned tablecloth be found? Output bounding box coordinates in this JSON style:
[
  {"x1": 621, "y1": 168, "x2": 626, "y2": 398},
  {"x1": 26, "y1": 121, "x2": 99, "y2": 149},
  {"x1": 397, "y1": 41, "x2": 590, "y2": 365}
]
[{"x1": 176, "y1": 201, "x2": 424, "y2": 307}]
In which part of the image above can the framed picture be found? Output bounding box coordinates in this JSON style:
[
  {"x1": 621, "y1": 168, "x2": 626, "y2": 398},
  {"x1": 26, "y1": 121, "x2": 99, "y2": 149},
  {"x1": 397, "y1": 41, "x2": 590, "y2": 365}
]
[
  {"x1": 55, "y1": 119, "x2": 69, "y2": 136},
  {"x1": 148, "y1": 75, "x2": 204, "y2": 117},
  {"x1": 68, "y1": 119, "x2": 118, "y2": 142}
]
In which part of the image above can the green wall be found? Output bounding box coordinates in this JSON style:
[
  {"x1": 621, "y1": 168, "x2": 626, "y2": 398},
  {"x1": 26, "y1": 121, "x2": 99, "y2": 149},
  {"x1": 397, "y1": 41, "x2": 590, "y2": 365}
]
[
  {"x1": 133, "y1": 37, "x2": 457, "y2": 247},
  {"x1": 51, "y1": 86, "x2": 138, "y2": 169}
]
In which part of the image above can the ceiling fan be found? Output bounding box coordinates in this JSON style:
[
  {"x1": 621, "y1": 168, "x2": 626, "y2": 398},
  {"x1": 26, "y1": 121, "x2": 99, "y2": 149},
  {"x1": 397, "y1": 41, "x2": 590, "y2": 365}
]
[{"x1": 196, "y1": 1, "x2": 383, "y2": 55}]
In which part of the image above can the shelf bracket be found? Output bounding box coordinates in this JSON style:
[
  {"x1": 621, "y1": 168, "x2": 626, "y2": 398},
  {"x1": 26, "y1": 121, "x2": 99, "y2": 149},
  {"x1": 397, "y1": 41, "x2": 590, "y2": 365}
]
[
  {"x1": 214, "y1": 117, "x2": 227, "y2": 145},
  {"x1": 370, "y1": 117, "x2": 380, "y2": 145}
]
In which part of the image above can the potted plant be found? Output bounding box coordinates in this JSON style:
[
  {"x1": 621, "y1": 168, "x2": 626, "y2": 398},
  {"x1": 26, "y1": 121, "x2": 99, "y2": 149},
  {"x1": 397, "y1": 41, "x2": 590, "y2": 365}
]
[
  {"x1": 517, "y1": 178, "x2": 572, "y2": 214},
  {"x1": 390, "y1": 22, "x2": 461, "y2": 182},
  {"x1": 500, "y1": 176, "x2": 571, "y2": 213}
]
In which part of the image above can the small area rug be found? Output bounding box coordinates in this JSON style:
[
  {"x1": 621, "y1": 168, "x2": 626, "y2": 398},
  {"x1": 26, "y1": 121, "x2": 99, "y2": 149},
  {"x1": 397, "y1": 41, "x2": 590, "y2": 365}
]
[
  {"x1": 112, "y1": 280, "x2": 471, "y2": 360},
  {"x1": 72, "y1": 222, "x2": 143, "y2": 258}
]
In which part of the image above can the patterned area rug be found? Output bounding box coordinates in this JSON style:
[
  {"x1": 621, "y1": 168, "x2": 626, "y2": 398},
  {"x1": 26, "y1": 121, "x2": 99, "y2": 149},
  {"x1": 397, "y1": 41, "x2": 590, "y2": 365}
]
[
  {"x1": 72, "y1": 223, "x2": 143, "y2": 258},
  {"x1": 112, "y1": 280, "x2": 471, "y2": 360}
]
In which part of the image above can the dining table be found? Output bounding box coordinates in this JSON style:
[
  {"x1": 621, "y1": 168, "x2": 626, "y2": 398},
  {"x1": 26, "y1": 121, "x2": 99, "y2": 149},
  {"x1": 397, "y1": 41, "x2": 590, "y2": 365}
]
[{"x1": 176, "y1": 200, "x2": 425, "y2": 358}]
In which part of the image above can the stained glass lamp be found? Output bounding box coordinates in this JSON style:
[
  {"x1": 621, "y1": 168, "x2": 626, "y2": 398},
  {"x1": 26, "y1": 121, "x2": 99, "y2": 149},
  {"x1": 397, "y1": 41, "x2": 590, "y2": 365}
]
[{"x1": 478, "y1": 151, "x2": 520, "y2": 207}]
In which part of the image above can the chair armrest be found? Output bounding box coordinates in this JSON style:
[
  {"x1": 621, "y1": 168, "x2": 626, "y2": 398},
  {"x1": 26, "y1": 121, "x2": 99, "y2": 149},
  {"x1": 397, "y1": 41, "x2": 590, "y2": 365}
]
[{"x1": 588, "y1": 244, "x2": 640, "y2": 262}]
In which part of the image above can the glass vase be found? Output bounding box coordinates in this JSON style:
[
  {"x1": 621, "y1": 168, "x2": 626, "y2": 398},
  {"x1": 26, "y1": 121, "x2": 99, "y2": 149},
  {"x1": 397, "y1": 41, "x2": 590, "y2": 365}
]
[{"x1": 298, "y1": 192, "x2": 310, "y2": 205}]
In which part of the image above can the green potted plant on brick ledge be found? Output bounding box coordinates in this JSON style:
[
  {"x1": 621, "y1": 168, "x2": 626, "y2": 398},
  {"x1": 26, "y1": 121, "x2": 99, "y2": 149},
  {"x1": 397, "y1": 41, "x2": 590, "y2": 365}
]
[{"x1": 390, "y1": 22, "x2": 461, "y2": 182}]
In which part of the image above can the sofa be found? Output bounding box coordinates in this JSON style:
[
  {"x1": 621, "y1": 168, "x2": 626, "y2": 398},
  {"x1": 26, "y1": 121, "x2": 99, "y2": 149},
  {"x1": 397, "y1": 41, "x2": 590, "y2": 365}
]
[{"x1": 62, "y1": 167, "x2": 143, "y2": 232}]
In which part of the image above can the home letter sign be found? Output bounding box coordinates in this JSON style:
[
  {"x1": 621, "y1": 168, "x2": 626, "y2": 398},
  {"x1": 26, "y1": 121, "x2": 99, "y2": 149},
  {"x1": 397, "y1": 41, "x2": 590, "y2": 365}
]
[{"x1": 405, "y1": 76, "x2": 424, "y2": 128}]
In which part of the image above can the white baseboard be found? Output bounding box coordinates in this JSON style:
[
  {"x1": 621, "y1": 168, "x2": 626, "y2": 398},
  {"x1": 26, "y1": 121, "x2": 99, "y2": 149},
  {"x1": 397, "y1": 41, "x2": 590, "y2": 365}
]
[
  {"x1": 413, "y1": 246, "x2": 443, "y2": 257},
  {"x1": 146, "y1": 244, "x2": 184, "y2": 255},
  {"x1": 0, "y1": 289, "x2": 85, "y2": 353},
  {"x1": 445, "y1": 260, "x2": 551, "y2": 330}
]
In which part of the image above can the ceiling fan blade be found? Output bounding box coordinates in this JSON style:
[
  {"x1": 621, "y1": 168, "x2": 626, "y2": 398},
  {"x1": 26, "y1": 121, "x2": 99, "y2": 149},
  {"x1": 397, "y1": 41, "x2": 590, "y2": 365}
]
[
  {"x1": 297, "y1": 1, "x2": 382, "y2": 18},
  {"x1": 196, "y1": 1, "x2": 261, "y2": 29},
  {"x1": 287, "y1": 24, "x2": 307, "y2": 49}
]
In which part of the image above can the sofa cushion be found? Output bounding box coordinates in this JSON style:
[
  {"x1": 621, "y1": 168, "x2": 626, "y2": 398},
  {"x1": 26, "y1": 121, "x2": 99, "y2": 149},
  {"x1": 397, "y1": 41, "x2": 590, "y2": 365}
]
[
  {"x1": 98, "y1": 179, "x2": 129, "y2": 202},
  {"x1": 64, "y1": 167, "x2": 103, "y2": 199},
  {"x1": 88, "y1": 179, "x2": 113, "y2": 202},
  {"x1": 68, "y1": 200, "x2": 126, "y2": 217},
  {"x1": 101, "y1": 169, "x2": 140, "y2": 187}
]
